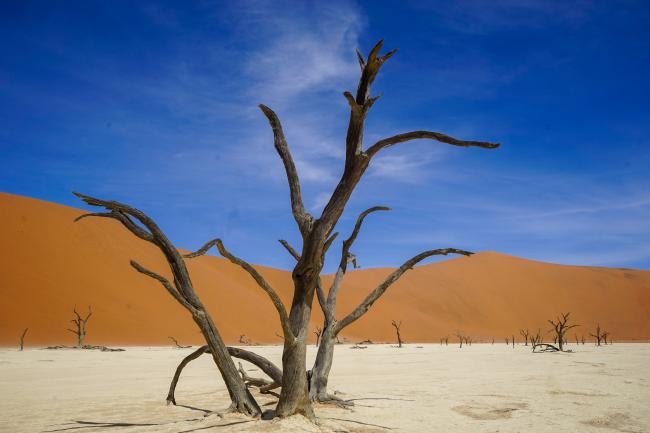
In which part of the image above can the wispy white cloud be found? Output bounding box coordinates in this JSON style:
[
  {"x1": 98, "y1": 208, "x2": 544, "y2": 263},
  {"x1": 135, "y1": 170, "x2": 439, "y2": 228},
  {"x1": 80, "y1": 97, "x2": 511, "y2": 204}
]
[{"x1": 235, "y1": 0, "x2": 362, "y2": 107}]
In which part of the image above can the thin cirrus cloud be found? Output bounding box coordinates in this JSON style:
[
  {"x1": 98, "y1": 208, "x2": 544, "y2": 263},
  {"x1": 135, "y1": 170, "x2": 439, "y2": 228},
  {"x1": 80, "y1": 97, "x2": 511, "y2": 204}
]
[{"x1": 1, "y1": 0, "x2": 649, "y2": 271}]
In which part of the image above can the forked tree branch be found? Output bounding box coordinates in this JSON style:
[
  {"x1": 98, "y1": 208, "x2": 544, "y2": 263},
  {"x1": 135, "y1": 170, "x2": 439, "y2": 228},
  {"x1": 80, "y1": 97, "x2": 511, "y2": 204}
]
[
  {"x1": 185, "y1": 239, "x2": 294, "y2": 341},
  {"x1": 326, "y1": 206, "x2": 390, "y2": 316},
  {"x1": 343, "y1": 40, "x2": 396, "y2": 170},
  {"x1": 335, "y1": 248, "x2": 473, "y2": 332},
  {"x1": 366, "y1": 131, "x2": 500, "y2": 159},
  {"x1": 73, "y1": 192, "x2": 199, "y2": 306},
  {"x1": 258, "y1": 104, "x2": 313, "y2": 236}
]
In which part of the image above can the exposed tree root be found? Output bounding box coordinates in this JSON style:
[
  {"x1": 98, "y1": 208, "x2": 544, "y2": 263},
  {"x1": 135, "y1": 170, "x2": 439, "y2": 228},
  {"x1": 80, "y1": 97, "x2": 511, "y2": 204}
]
[
  {"x1": 313, "y1": 393, "x2": 355, "y2": 408},
  {"x1": 166, "y1": 345, "x2": 282, "y2": 406}
]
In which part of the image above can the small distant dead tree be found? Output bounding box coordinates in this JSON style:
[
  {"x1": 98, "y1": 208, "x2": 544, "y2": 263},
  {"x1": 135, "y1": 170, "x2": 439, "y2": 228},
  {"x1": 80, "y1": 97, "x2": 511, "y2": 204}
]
[
  {"x1": 464, "y1": 336, "x2": 472, "y2": 346},
  {"x1": 548, "y1": 312, "x2": 578, "y2": 352},
  {"x1": 440, "y1": 336, "x2": 448, "y2": 346},
  {"x1": 505, "y1": 337, "x2": 509, "y2": 346},
  {"x1": 581, "y1": 335, "x2": 585, "y2": 345},
  {"x1": 602, "y1": 331, "x2": 610, "y2": 345},
  {"x1": 574, "y1": 334, "x2": 579, "y2": 345},
  {"x1": 520, "y1": 329, "x2": 530, "y2": 346},
  {"x1": 491, "y1": 338, "x2": 494, "y2": 345},
  {"x1": 530, "y1": 329, "x2": 542, "y2": 350},
  {"x1": 169, "y1": 336, "x2": 191, "y2": 349},
  {"x1": 239, "y1": 334, "x2": 251, "y2": 345},
  {"x1": 511, "y1": 335, "x2": 515, "y2": 348},
  {"x1": 391, "y1": 320, "x2": 403, "y2": 348},
  {"x1": 19, "y1": 328, "x2": 28, "y2": 351},
  {"x1": 590, "y1": 323, "x2": 606, "y2": 346},
  {"x1": 457, "y1": 332, "x2": 464, "y2": 348},
  {"x1": 66, "y1": 306, "x2": 92, "y2": 348},
  {"x1": 314, "y1": 327, "x2": 322, "y2": 347}
]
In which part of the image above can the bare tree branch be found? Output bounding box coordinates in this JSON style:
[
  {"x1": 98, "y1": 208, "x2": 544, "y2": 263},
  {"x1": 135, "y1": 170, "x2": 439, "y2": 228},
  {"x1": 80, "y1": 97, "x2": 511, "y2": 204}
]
[
  {"x1": 326, "y1": 206, "x2": 390, "y2": 315},
  {"x1": 258, "y1": 104, "x2": 313, "y2": 236},
  {"x1": 335, "y1": 248, "x2": 473, "y2": 332},
  {"x1": 278, "y1": 239, "x2": 300, "y2": 261},
  {"x1": 130, "y1": 260, "x2": 195, "y2": 312},
  {"x1": 366, "y1": 131, "x2": 500, "y2": 159},
  {"x1": 187, "y1": 238, "x2": 294, "y2": 341}
]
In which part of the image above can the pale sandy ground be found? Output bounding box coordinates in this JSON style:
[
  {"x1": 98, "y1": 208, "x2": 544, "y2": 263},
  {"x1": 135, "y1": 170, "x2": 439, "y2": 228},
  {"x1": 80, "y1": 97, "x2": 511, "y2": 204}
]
[{"x1": 1, "y1": 344, "x2": 649, "y2": 433}]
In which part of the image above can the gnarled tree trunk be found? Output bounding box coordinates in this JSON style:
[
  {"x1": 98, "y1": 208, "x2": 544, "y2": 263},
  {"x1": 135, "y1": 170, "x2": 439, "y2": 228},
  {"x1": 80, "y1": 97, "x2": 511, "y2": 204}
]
[{"x1": 75, "y1": 38, "x2": 499, "y2": 420}]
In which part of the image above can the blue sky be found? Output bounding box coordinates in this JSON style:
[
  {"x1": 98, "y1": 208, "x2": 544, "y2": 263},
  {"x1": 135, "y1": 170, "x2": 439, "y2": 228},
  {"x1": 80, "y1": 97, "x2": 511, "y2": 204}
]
[{"x1": 1, "y1": 0, "x2": 649, "y2": 271}]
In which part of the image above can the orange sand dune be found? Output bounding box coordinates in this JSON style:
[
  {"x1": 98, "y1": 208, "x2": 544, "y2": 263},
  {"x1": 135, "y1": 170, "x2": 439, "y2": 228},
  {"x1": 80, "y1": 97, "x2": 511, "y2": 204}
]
[{"x1": 1, "y1": 192, "x2": 649, "y2": 346}]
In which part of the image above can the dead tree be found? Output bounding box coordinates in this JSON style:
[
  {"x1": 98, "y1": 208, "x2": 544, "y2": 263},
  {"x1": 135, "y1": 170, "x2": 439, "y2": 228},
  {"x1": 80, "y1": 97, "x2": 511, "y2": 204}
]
[
  {"x1": 602, "y1": 331, "x2": 610, "y2": 345},
  {"x1": 19, "y1": 328, "x2": 28, "y2": 351},
  {"x1": 391, "y1": 320, "x2": 403, "y2": 348},
  {"x1": 574, "y1": 334, "x2": 579, "y2": 345},
  {"x1": 76, "y1": 39, "x2": 498, "y2": 418},
  {"x1": 314, "y1": 327, "x2": 322, "y2": 347},
  {"x1": 74, "y1": 194, "x2": 260, "y2": 416},
  {"x1": 530, "y1": 329, "x2": 542, "y2": 350},
  {"x1": 239, "y1": 334, "x2": 251, "y2": 345},
  {"x1": 505, "y1": 337, "x2": 509, "y2": 346},
  {"x1": 259, "y1": 39, "x2": 496, "y2": 412},
  {"x1": 440, "y1": 336, "x2": 449, "y2": 346},
  {"x1": 456, "y1": 332, "x2": 465, "y2": 348},
  {"x1": 169, "y1": 336, "x2": 191, "y2": 349},
  {"x1": 66, "y1": 306, "x2": 92, "y2": 347},
  {"x1": 511, "y1": 335, "x2": 515, "y2": 348},
  {"x1": 581, "y1": 335, "x2": 585, "y2": 345},
  {"x1": 520, "y1": 329, "x2": 530, "y2": 346},
  {"x1": 590, "y1": 323, "x2": 606, "y2": 346},
  {"x1": 491, "y1": 338, "x2": 494, "y2": 345},
  {"x1": 548, "y1": 312, "x2": 578, "y2": 352}
]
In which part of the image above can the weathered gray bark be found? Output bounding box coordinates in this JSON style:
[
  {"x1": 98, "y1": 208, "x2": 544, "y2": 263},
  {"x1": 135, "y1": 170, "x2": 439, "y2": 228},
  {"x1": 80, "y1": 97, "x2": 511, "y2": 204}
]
[
  {"x1": 66, "y1": 306, "x2": 92, "y2": 347},
  {"x1": 73, "y1": 194, "x2": 260, "y2": 417}
]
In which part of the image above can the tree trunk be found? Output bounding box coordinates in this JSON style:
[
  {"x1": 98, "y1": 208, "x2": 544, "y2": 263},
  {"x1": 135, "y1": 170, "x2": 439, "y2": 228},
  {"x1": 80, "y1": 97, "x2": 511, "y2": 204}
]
[
  {"x1": 275, "y1": 276, "x2": 316, "y2": 419},
  {"x1": 192, "y1": 311, "x2": 260, "y2": 415},
  {"x1": 309, "y1": 324, "x2": 336, "y2": 401}
]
